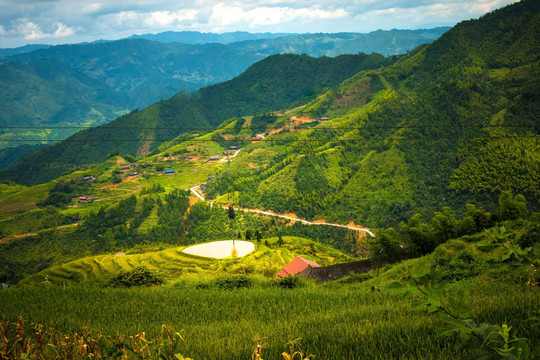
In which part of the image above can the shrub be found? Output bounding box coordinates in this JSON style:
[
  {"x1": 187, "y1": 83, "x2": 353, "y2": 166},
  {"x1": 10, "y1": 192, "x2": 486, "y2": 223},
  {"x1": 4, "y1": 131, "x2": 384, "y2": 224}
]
[
  {"x1": 106, "y1": 266, "x2": 164, "y2": 287},
  {"x1": 214, "y1": 275, "x2": 251, "y2": 290},
  {"x1": 434, "y1": 249, "x2": 489, "y2": 281},
  {"x1": 274, "y1": 274, "x2": 301, "y2": 289},
  {"x1": 338, "y1": 272, "x2": 372, "y2": 284},
  {"x1": 110, "y1": 174, "x2": 122, "y2": 184},
  {"x1": 517, "y1": 224, "x2": 540, "y2": 249}
]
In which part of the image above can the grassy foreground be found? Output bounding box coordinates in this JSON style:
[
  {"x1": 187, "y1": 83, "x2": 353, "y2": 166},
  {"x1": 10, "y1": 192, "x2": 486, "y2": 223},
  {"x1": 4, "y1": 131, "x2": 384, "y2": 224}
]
[{"x1": 1, "y1": 274, "x2": 538, "y2": 359}]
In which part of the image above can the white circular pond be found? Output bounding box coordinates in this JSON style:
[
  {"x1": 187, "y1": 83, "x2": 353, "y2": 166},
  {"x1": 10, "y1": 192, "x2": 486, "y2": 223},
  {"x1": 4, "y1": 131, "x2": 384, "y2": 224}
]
[{"x1": 182, "y1": 240, "x2": 255, "y2": 259}]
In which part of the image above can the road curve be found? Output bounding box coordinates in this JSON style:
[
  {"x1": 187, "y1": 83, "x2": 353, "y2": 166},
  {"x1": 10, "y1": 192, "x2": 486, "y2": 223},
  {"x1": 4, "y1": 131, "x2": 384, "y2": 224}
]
[{"x1": 189, "y1": 186, "x2": 374, "y2": 237}]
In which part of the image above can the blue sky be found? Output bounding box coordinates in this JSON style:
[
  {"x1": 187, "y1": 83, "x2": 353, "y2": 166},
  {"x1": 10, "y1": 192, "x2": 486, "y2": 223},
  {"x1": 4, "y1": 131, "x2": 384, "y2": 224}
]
[{"x1": 0, "y1": 0, "x2": 519, "y2": 48}]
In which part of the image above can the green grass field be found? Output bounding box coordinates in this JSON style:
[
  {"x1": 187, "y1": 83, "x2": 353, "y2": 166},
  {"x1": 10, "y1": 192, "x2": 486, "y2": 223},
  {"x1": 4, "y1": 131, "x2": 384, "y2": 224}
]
[
  {"x1": 1, "y1": 271, "x2": 538, "y2": 359},
  {"x1": 3, "y1": 233, "x2": 538, "y2": 359}
]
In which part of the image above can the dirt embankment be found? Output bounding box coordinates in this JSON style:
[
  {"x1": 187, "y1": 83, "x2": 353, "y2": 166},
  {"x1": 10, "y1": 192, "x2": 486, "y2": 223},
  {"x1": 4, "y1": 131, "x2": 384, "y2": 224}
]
[
  {"x1": 290, "y1": 116, "x2": 317, "y2": 126},
  {"x1": 188, "y1": 196, "x2": 200, "y2": 207},
  {"x1": 0, "y1": 223, "x2": 79, "y2": 244},
  {"x1": 0, "y1": 233, "x2": 38, "y2": 244},
  {"x1": 266, "y1": 116, "x2": 318, "y2": 137},
  {"x1": 346, "y1": 220, "x2": 371, "y2": 231}
]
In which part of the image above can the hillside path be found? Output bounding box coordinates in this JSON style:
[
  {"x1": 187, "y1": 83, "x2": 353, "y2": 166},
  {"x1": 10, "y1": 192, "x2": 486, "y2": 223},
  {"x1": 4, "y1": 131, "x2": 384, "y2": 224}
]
[
  {"x1": 0, "y1": 222, "x2": 79, "y2": 244},
  {"x1": 189, "y1": 186, "x2": 374, "y2": 237}
]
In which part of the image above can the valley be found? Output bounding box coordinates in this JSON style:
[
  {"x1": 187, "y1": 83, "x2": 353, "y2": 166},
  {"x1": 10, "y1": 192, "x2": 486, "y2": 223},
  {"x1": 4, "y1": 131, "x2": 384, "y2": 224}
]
[{"x1": 0, "y1": 28, "x2": 447, "y2": 158}]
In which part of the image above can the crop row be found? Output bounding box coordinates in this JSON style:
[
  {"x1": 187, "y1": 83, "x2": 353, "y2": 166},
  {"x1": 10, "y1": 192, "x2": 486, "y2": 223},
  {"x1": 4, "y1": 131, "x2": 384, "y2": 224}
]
[
  {"x1": 2, "y1": 276, "x2": 538, "y2": 359},
  {"x1": 19, "y1": 246, "x2": 216, "y2": 286}
]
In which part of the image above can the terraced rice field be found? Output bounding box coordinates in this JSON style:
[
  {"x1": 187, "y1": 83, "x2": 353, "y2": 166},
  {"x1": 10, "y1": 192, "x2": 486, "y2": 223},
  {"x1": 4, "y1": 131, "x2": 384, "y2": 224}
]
[
  {"x1": 20, "y1": 246, "x2": 216, "y2": 285},
  {"x1": 18, "y1": 236, "x2": 355, "y2": 286}
]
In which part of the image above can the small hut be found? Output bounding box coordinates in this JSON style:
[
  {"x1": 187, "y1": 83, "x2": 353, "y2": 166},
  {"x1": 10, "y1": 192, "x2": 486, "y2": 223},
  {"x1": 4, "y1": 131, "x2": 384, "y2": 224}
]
[{"x1": 275, "y1": 256, "x2": 320, "y2": 278}]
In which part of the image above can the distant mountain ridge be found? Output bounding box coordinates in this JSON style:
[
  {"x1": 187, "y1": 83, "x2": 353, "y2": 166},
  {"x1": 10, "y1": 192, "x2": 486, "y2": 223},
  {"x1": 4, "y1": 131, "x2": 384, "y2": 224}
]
[
  {"x1": 0, "y1": 44, "x2": 52, "y2": 57},
  {"x1": 1, "y1": 28, "x2": 449, "y2": 110},
  {"x1": 128, "y1": 31, "x2": 292, "y2": 44}
]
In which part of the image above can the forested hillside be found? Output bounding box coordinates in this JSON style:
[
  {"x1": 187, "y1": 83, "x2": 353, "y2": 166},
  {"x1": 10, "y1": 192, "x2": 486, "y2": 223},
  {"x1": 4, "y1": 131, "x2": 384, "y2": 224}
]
[
  {"x1": 1, "y1": 39, "x2": 258, "y2": 107},
  {"x1": 0, "y1": 60, "x2": 126, "y2": 149},
  {"x1": 206, "y1": 0, "x2": 540, "y2": 227},
  {"x1": 0, "y1": 53, "x2": 391, "y2": 186}
]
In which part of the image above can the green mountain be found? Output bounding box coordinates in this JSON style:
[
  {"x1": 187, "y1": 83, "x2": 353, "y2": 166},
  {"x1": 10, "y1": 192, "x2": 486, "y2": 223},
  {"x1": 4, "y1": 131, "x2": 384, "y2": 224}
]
[
  {"x1": 0, "y1": 44, "x2": 51, "y2": 57},
  {"x1": 229, "y1": 28, "x2": 450, "y2": 57},
  {"x1": 0, "y1": 4, "x2": 538, "y2": 357},
  {"x1": 0, "y1": 29, "x2": 447, "y2": 164},
  {"x1": 205, "y1": 0, "x2": 540, "y2": 227},
  {"x1": 129, "y1": 29, "x2": 449, "y2": 56},
  {"x1": 0, "y1": 60, "x2": 126, "y2": 151},
  {"x1": 2, "y1": 29, "x2": 448, "y2": 109},
  {"x1": 0, "y1": 53, "x2": 391, "y2": 186}
]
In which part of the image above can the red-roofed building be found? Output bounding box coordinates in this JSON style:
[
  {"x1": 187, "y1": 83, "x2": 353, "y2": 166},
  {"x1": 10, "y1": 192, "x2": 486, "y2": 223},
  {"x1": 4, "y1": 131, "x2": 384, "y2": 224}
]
[{"x1": 275, "y1": 256, "x2": 321, "y2": 278}]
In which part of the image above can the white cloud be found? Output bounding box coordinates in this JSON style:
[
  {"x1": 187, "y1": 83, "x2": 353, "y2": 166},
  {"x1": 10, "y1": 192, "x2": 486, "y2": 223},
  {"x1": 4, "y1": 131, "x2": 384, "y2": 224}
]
[
  {"x1": 15, "y1": 20, "x2": 74, "y2": 40},
  {"x1": 81, "y1": 3, "x2": 102, "y2": 15},
  {"x1": 98, "y1": 8, "x2": 200, "y2": 33},
  {"x1": 0, "y1": 0, "x2": 521, "y2": 47},
  {"x1": 209, "y1": 3, "x2": 347, "y2": 28},
  {"x1": 468, "y1": 0, "x2": 508, "y2": 14},
  {"x1": 17, "y1": 21, "x2": 44, "y2": 40},
  {"x1": 53, "y1": 22, "x2": 74, "y2": 37},
  {"x1": 111, "y1": 11, "x2": 140, "y2": 26},
  {"x1": 144, "y1": 10, "x2": 199, "y2": 27},
  {"x1": 351, "y1": 0, "x2": 512, "y2": 32}
]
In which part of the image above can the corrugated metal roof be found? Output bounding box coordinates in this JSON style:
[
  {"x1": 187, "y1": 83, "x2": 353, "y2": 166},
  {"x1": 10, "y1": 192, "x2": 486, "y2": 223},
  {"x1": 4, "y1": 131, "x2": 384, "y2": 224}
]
[{"x1": 276, "y1": 256, "x2": 320, "y2": 277}]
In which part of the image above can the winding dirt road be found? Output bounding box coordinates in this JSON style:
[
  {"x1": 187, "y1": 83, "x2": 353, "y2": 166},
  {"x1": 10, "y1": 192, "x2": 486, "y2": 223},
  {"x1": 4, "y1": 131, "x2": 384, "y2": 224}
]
[{"x1": 189, "y1": 186, "x2": 374, "y2": 237}]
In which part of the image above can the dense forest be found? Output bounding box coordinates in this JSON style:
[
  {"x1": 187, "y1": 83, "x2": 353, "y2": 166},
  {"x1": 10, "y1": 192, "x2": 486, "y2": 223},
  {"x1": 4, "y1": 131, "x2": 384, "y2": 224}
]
[{"x1": 206, "y1": 0, "x2": 540, "y2": 227}]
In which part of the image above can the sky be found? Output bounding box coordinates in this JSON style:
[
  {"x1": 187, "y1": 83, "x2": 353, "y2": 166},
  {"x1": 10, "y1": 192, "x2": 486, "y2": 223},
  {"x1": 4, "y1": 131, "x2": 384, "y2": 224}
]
[{"x1": 0, "y1": 0, "x2": 520, "y2": 48}]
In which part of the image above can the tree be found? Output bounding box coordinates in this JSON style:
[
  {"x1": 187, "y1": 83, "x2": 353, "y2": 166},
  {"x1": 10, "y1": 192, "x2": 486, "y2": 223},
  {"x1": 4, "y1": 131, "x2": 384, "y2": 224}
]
[
  {"x1": 369, "y1": 228, "x2": 402, "y2": 270},
  {"x1": 245, "y1": 229, "x2": 252, "y2": 240},
  {"x1": 431, "y1": 207, "x2": 457, "y2": 243},
  {"x1": 400, "y1": 214, "x2": 436, "y2": 256},
  {"x1": 278, "y1": 235, "x2": 284, "y2": 247},
  {"x1": 499, "y1": 191, "x2": 528, "y2": 222},
  {"x1": 228, "y1": 205, "x2": 236, "y2": 256},
  {"x1": 123, "y1": 154, "x2": 135, "y2": 163},
  {"x1": 255, "y1": 229, "x2": 262, "y2": 242},
  {"x1": 465, "y1": 203, "x2": 492, "y2": 232}
]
